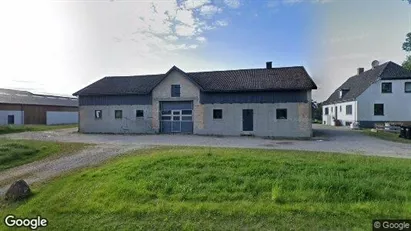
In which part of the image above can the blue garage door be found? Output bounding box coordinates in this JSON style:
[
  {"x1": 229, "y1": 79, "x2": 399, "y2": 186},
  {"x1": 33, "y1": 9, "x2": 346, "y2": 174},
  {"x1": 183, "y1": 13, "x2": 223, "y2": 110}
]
[{"x1": 160, "y1": 101, "x2": 193, "y2": 134}]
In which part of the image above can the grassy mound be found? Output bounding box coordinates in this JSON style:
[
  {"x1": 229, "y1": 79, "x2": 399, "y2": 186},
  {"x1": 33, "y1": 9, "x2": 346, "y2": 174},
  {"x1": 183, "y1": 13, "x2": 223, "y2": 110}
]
[{"x1": 1, "y1": 147, "x2": 410, "y2": 230}]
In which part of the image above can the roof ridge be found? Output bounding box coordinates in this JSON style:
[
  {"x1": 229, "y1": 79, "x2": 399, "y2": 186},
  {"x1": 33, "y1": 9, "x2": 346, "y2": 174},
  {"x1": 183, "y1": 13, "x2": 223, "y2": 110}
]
[{"x1": 187, "y1": 66, "x2": 305, "y2": 74}]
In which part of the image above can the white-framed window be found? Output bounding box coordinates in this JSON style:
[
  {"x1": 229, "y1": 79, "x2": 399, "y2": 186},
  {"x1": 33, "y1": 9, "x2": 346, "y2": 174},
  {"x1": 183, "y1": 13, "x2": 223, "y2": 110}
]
[
  {"x1": 95, "y1": 110, "x2": 102, "y2": 119},
  {"x1": 213, "y1": 109, "x2": 223, "y2": 119}
]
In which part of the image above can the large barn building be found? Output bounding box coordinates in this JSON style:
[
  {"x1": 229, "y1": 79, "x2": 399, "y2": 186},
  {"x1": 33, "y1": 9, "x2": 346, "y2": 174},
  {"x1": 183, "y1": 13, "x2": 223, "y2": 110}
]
[{"x1": 0, "y1": 88, "x2": 78, "y2": 125}]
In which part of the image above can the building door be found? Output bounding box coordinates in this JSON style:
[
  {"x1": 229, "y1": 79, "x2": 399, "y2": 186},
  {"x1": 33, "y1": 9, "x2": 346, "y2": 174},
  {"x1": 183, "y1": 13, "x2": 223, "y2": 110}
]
[
  {"x1": 7, "y1": 115, "x2": 15, "y2": 124},
  {"x1": 242, "y1": 109, "x2": 253, "y2": 131},
  {"x1": 335, "y1": 106, "x2": 338, "y2": 119},
  {"x1": 160, "y1": 101, "x2": 193, "y2": 134}
]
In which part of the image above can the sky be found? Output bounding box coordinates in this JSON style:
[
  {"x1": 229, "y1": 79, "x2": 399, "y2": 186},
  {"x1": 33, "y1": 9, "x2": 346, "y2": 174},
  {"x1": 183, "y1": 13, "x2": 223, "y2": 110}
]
[{"x1": 0, "y1": 0, "x2": 410, "y2": 101}]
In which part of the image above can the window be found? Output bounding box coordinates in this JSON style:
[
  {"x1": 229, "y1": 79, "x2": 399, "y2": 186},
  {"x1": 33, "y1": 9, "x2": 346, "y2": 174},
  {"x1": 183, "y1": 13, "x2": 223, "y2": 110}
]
[
  {"x1": 339, "y1": 106, "x2": 342, "y2": 112},
  {"x1": 95, "y1": 110, "x2": 102, "y2": 119},
  {"x1": 331, "y1": 107, "x2": 333, "y2": 112},
  {"x1": 405, "y1": 82, "x2": 411, "y2": 93},
  {"x1": 346, "y1": 105, "x2": 353, "y2": 115},
  {"x1": 161, "y1": 116, "x2": 171, "y2": 121},
  {"x1": 115, "y1": 110, "x2": 122, "y2": 119},
  {"x1": 161, "y1": 110, "x2": 171, "y2": 115},
  {"x1": 374, "y1": 104, "x2": 384, "y2": 116},
  {"x1": 213, "y1": 109, "x2": 222, "y2": 119},
  {"x1": 171, "y1": 84, "x2": 181, "y2": 97},
  {"x1": 136, "y1": 110, "x2": 144, "y2": 118},
  {"x1": 324, "y1": 107, "x2": 329, "y2": 115},
  {"x1": 381, "y1": 82, "x2": 392, "y2": 93},
  {"x1": 276, "y1": 109, "x2": 287, "y2": 119},
  {"x1": 182, "y1": 110, "x2": 192, "y2": 115}
]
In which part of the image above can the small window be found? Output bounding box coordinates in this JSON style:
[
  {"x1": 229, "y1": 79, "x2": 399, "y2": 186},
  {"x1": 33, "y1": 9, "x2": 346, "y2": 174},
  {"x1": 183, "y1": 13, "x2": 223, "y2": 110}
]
[
  {"x1": 276, "y1": 109, "x2": 287, "y2": 119},
  {"x1": 374, "y1": 104, "x2": 384, "y2": 116},
  {"x1": 171, "y1": 84, "x2": 181, "y2": 97},
  {"x1": 136, "y1": 110, "x2": 144, "y2": 118},
  {"x1": 161, "y1": 116, "x2": 171, "y2": 121},
  {"x1": 381, "y1": 82, "x2": 392, "y2": 93},
  {"x1": 115, "y1": 110, "x2": 122, "y2": 119},
  {"x1": 173, "y1": 116, "x2": 180, "y2": 121},
  {"x1": 405, "y1": 82, "x2": 411, "y2": 93},
  {"x1": 95, "y1": 110, "x2": 102, "y2": 119},
  {"x1": 324, "y1": 107, "x2": 329, "y2": 115},
  {"x1": 173, "y1": 111, "x2": 180, "y2": 115},
  {"x1": 182, "y1": 116, "x2": 192, "y2": 121},
  {"x1": 213, "y1": 109, "x2": 222, "y2": 119},
  {"x1": 161, "y1": 110, "x2": 171, "y2": 115},
  {"x1": 346, "y1": 105, "x2": 353, "y2": 115},
  {"x1": 339, "y1": 106, "x2": 342, "y2": 112},
  {"x1": 182, "y1": 110, "x2": 192, "y2": 115}
]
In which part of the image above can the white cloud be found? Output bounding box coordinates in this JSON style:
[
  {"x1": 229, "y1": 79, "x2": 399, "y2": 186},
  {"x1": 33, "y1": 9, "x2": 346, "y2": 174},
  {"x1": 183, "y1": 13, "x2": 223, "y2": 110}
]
[
  {"x1": 215, "y1": 20, "x2": 228, "y2": 27},
  {"x1": 196, "y1": 36, "x2": 207, "y2": 42},
  {"x1": 223, "y1": 0, "x2": 240, "y2": 8},
  {"x1": 165, "y1": 35, "x2": 179, "y2": 41},
  {"x1": 175, "y1": 24, "x2": 197, "y2": 37},
  {"x1": 183, "y1": 0, "x2": 210, "y2": 9},
  {"x1": 200, "y1": 5, "x2": 222, "y2": 17}
]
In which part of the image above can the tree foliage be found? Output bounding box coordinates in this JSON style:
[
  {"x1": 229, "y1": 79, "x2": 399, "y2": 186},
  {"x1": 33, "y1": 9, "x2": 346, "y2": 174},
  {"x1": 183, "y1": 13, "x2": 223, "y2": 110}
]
[
  {"x1": 402, "y1": 55, "x2": 411, "y2": 71},
  {"x1": 403, "y1": 33, "x2": 411, "y2": 52}
]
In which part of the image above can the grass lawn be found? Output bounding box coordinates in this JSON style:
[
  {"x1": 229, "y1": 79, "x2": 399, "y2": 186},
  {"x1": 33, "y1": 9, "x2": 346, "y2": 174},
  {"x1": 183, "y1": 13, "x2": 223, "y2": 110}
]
[
  {"x1": 1, "y1": 147, "x2": 410, "y2": 230},
  {"x1": 0, "y1": 139, "x2": 87, "y2": 171},
  {"x1": 361, "y1": 130, "x2": 411, "y2": 144},
  {"x1": 0, "y1": 124, "x2": 77, "y2": 135}
]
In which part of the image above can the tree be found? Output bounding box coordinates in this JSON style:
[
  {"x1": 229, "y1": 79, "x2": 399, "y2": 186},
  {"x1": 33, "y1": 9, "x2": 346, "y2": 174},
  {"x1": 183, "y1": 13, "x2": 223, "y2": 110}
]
[
  {"x1": 403, "y1": 0, "x2": 411, "y2": 4},
  {"x1": 403, "y1": 33, "x2": 411, "y2": 52},
  {"x1": 402, "y1": 55, "x2": 411, "y2": 71}
]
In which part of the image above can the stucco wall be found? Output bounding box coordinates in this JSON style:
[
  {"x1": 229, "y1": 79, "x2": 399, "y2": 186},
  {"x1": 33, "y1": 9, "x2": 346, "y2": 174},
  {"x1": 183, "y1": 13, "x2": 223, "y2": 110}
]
[
  {"x1": 196, "y1": 103, "x2": 312, "y2": 138},
  {"x1": 46, "y1": 111, "x2": 78, "y2": 125},
  {"x1": 0, "y1": 110, "x2": 24, "y2": 125},
  {"x1": 322, "y1": 101, "x2": 357, "y2": 126},
  {"x1": 151, "y1": 70, "x2": 201, "y2": 133},
  {"x1": 79, "y1": 105, "x2": 153, "y2": 133},
  {"x1": 357, "y1": 79, "x2": 411, "y2": 122}
]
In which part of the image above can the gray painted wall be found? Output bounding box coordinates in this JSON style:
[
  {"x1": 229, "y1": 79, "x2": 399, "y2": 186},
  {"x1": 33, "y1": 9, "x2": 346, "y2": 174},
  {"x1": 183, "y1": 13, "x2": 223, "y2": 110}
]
[
  {"x1": 79, "y1": 95, "x2": 151, "y2": 106},
  {"x1": 200, "y1": 91, "x2": 309, "y2": 104},
  {"x1": 79, "y1": 105, "x2": 153, "y2": 133},
  {"x1": 0, "y1": 110, "x2": 24, "y2": 125},
  {"x1": 196, "y1": 103, "x2": 312, "y2": 138}
]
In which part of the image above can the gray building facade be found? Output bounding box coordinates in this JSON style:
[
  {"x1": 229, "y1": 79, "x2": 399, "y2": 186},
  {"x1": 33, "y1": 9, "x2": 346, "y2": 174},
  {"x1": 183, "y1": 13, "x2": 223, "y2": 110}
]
[{"x1": 74, "y1": 63, "x2": 317, "y2": 138}]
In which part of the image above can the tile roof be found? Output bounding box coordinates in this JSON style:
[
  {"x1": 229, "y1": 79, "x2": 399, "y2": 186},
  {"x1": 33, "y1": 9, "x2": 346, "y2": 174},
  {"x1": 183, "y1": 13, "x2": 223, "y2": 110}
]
[
  {"x1": 323, "y1": 61, "x2": 411, "y2": 105},
  {"x1": 0, "y1": 88, "x2": 78, "y2": 107},
  {"x1": 73, "y1": 66, "x2": 317, "y2": 96}
]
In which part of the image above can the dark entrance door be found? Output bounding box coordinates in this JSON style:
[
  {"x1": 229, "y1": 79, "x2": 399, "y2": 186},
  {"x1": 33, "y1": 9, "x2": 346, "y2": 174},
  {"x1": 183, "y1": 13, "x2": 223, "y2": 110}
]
[
  {"x1": 7, "y1": 115, "x2": 15, "y2": 124},
  {"x1": 335, "y1": 106, "x2": 338, "y2": 119},
  {"x1": 242, "y1": 109, "x2": 253, "y2": 131}
]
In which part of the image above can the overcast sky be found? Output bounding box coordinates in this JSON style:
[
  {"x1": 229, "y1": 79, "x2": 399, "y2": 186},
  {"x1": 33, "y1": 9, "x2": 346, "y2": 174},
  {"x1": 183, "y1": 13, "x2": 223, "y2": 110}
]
[{"x1": 0, "y1": 0, "x2": 410, "y2": 101}]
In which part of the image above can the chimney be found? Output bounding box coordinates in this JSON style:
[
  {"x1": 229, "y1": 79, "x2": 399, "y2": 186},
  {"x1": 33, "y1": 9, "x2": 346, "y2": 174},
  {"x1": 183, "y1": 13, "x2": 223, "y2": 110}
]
[
  {"x1": 266, "y1": 61, "x2": 272, "y2": 69},
  {"x1": 357, "y1": 67, "x2": 364, "y2": 75}
]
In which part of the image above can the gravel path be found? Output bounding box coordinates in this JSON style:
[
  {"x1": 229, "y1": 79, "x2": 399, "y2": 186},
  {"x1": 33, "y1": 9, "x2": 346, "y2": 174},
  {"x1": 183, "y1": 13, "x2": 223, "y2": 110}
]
[{"x1": 1, "y1": 125, "x2": 410, "y2": 195}]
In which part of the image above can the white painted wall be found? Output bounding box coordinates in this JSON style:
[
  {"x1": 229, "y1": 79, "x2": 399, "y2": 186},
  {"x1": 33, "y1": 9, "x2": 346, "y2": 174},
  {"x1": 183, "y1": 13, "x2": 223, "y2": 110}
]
[
  {"x1": 46, "y1": 111, "x2": 78, "y2": 125},
  {"x1": 357, "y1": 79, "x2": 411, "y2": 121},
  {"x1": 322, "y1": 101, "x2": 357, "y2": 126},
  {"x1": 0, "y1": 110, "x2": 24, "y2": 125}
]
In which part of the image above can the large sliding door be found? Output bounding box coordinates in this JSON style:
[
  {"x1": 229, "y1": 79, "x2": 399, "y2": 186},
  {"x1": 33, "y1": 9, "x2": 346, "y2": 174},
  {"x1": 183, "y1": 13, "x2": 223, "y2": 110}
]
[{"x1": 160, "y1": 101, "x2": 193, "y2": 134}]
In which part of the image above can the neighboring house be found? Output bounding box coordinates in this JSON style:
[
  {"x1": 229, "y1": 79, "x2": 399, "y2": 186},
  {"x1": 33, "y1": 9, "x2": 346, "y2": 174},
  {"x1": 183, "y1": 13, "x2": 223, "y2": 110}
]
[
  {"x1": 73, "y1": 62, "x2": 317, "y2": 138},
  {"x1": 0, "y1": 88, "x2": 78, "y2": 125},
  {"x1": 322, "y1": 61, "x2": 411, "y2": 128}
]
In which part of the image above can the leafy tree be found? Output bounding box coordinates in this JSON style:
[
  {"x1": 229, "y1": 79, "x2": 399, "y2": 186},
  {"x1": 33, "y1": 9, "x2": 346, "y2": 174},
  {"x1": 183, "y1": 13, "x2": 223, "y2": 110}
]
[
  {"x1": 403, "y1": 32, "x2": 411, "y2": 52},
  {"x1": 402, "y1": 55, "x2": 411, "y2": 71}
]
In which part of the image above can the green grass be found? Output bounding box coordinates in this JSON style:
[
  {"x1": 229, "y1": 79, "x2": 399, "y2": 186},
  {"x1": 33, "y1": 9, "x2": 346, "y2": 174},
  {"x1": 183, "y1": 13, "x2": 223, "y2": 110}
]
[
  {"x1": 0, "y1": 139, "x2": 87, "y2": 171},
  {"x1": 362, "y1": 130, "x2": 411, "y2": 144},
  {"x1": 0, "y1": 124, "x2": 77, "y2": 135},
  {"x1": 1, "y1": 147, "x2": 411, "y2": 230}
]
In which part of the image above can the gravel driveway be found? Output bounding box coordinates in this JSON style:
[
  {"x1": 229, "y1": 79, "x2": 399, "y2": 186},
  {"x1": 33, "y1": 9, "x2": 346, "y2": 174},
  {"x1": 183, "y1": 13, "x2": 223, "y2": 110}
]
[{"x1": 1, "y1": 124, "x2": 410, "y2": 195}]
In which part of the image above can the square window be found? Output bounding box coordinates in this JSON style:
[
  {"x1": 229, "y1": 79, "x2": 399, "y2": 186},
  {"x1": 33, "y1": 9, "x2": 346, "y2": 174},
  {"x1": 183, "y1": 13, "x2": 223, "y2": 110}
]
[
  {"x1": 115, "y1": 110, "x2": 122, "y2": 119},
  {"x1": 136, "y1": 110, "x2": 144, "y2": 118},
  {"x1": 405, "y1": 82, "x2": 411, "y2": 93},
  {"x1": 95, "y1": 110, "x2": 102, "y2": 119},
  {"x1": 381, "y1": 82, "x2": 392, "y2": 93},
  {"x1": 171, "y1": 84, "x2": 181, "y2": 97},
  {"x1": 374, "y1": 104, "x2": 384, "y2": 116},
  {"x1": 173, "y1": 116, "x2": 180, "y2": 121},
  {"x1": 346, "y1": 105, "x2": 353, "y2": 115},
  {"x1": 213, "y1": 109, "x2": 222, "y2": 119},
  {"x1": 324, "y1": 107, "x2": 329, "y2": 115},
  {"x1": 276, "y1": 109, "x2": 287, "y2": 119}
]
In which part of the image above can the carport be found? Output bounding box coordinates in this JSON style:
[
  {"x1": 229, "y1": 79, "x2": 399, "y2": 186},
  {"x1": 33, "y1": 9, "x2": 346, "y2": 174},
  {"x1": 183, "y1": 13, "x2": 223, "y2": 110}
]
[{"x1": 159, "y1": 101, "x2": 193, "y2": 133}]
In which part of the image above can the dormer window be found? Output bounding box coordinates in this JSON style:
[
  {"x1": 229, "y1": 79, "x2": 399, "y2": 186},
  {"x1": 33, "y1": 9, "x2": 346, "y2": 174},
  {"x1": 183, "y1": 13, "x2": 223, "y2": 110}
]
[
  {"x1": 171, "y1": 84, "x2": 181, "y2": 97},
  {"x1": 339, "y1": 89, "x2": 349, "y2": 98}
]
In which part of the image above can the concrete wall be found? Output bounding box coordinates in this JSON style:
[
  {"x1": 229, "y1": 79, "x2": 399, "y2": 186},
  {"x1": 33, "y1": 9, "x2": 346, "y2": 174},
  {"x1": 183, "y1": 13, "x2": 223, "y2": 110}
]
[
  {"x1": 79, "y1": 105, "x2": 153, "y2": 133},
  {"x1": 0, "y1": 110, "x2": 24, "y2": 125},
  {"x1": 151, "y1": 69, "x2": 201, "y2": 132},
  {"x1": 46, "y1": 111, "x2": 78, "y2": 125},
  {"x1": 322, "y1": 101, "x2": 357, "y2": 126},
  {"x1": 357, "y1": 79, "x2": 411, "y2": 122},
  {"x1": 196, "y1": 103, "x2": 312, "y2": 138}
]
